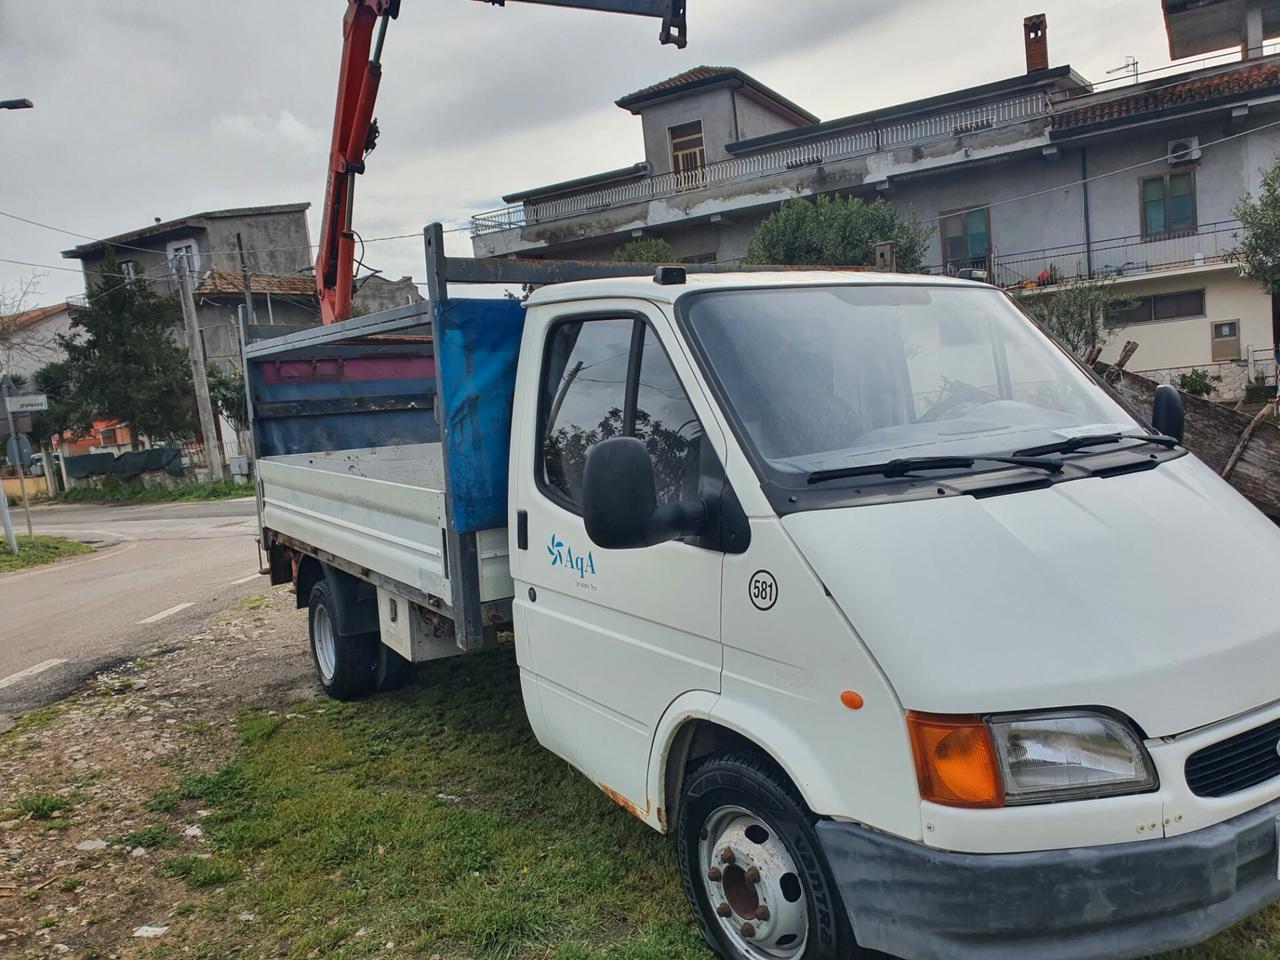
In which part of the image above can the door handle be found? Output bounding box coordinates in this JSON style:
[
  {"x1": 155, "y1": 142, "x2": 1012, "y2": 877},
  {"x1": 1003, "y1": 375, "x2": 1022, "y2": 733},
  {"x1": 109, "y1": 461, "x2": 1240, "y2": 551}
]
[{"x1": 517, "y1": 510, "x2": 528, "y2": 551}]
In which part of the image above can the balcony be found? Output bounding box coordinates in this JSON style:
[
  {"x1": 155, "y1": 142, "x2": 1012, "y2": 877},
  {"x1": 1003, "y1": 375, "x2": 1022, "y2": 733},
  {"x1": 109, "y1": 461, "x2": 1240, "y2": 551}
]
[
  {"x1": 929, "y1": 220, "x2": 1242, "y2": 288},
  {"x1": 471, "y1": 92, "x2": 1052, "y2": 239}
]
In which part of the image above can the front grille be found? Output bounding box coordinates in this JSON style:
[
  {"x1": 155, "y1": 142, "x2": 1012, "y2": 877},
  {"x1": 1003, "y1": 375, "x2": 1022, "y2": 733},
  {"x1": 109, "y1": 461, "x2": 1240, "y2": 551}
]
[{"x1": 1185, "y1": 717, "x2": 1280, "y2": 798}]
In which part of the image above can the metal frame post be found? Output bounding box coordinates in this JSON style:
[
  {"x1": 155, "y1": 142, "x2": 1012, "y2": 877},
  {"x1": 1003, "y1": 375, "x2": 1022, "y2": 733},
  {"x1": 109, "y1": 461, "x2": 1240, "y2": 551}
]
[
  {"x1": 424, "y1": 223, "x2": 493, "y2": 652},
  {"x1": 2, "y1": 381, "x2": 32, "y2": 540}
]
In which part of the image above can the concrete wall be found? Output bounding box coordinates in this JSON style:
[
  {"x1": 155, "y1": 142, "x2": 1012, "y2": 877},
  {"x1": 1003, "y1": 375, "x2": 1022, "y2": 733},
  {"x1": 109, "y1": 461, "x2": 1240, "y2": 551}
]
[
  {"x1": 76, "y1": 230, "x2": 208, "y2": 294},
  {"x1": 639, "y1": 88, "x2": 737, "y2": 174},
  {"x1": 732, "y1": 91, "x2": 806, "y2": 143},
  {"x1": 1083, "y1": 116, "x2": 1280, "y2": 243},
  {"x1": 195, "y1": 294, "x2": 318, "y2": 371},
  {"x1": 1098, "y1": 268, "x2": 1273, "y2": 372},
  {"x1": 203, "y1": 211, "x2": 312, "y2": 275}
]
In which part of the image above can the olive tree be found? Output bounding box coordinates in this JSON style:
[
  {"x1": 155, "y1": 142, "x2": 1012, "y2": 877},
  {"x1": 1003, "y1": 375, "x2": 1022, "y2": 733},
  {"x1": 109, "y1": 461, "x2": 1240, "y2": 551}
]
[{"x1": 744, "y1": 195, "x2": 931, "y2": 271}]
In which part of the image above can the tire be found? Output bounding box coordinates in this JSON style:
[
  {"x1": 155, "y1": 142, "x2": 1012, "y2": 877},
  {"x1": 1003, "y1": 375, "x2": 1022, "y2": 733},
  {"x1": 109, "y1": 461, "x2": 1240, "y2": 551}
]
[
  {"x1": 307, "y1": 580, "x2": 376, "y2": 701},
  {"x1": 677, "y1": 752, "x2": 861, "y2": 960},
  {"x1": 373, "y1": 644, "x2": 416, "y2": 692}
]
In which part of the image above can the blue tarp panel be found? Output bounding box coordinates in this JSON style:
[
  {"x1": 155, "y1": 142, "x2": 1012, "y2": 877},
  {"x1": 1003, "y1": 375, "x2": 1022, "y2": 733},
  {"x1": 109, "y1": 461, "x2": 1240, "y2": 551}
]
[{"x1": 435, "y1": 298, "x2": 526, "y2": 534}]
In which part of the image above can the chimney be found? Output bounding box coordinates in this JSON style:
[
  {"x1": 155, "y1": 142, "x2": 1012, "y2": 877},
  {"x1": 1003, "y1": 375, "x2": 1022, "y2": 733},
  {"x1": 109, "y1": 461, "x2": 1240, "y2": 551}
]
[{"x1": 1024, "y1": 14, "x2": 1048, "y2": 73}]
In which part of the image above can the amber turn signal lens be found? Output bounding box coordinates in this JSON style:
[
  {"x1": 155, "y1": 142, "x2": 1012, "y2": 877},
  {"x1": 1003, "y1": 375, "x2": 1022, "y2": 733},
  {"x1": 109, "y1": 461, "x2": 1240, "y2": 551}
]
[{"x1": 907, "y1": 712, "x2": 1004, "y2": 809}]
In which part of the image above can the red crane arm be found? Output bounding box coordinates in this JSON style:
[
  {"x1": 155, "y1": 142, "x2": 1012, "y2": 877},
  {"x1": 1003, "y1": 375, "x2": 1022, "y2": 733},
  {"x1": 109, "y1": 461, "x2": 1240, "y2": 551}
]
[
  {"x1": 316, "y1": 0, "x2": 687, "y2": 324},
  {"x1": 316, "y1": 0, "x2": 400, "y2": 325}
]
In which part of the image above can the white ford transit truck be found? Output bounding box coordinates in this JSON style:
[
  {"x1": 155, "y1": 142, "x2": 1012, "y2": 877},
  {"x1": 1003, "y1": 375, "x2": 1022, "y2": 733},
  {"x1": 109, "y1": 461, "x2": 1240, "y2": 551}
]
[{"x1": 244, "y1": 224, "x2": 1280, "y2": 960}]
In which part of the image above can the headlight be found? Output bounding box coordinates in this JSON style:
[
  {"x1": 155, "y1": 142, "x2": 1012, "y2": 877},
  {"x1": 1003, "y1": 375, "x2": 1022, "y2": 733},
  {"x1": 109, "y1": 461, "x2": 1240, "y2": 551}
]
[{"x1": 988, "y1": 711, "x2": 1157, "y2": 805}]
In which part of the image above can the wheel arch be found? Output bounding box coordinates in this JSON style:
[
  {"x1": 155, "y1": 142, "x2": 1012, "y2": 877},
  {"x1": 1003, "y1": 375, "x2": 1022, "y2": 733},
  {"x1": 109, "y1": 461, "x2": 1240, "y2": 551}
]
[
  {"x1": 296, "y1": 557, "x2": 379, "y2": 638},
  {"x1": 651, "y1": 695, "x2": 828, "y2": 834}
]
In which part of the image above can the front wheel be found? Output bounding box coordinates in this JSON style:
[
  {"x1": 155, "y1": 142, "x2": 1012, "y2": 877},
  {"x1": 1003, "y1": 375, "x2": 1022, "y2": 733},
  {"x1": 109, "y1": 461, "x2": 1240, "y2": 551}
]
[{"x1": 677, "y1": 753, "x2": 860, "y2": 960}]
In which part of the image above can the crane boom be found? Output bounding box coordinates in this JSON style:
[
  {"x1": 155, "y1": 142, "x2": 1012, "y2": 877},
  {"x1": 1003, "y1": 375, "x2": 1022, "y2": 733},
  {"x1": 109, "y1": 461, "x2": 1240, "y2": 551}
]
[{"x1": 316, "y1": 0, "x2": 688, "y2": 324}]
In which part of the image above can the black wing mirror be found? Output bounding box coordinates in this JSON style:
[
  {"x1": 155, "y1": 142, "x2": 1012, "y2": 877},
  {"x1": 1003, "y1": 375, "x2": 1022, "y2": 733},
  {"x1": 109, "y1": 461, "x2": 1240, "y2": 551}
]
[
  {"x1": 582, "y1": 436, "x2": 706, "y2": 549},
  {"x1": 1151, "y1": 383, "x2": 1185, "y2": 443}
]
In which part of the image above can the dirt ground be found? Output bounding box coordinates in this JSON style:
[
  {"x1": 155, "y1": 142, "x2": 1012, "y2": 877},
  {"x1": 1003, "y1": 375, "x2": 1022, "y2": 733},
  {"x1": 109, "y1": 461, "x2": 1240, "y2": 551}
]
[{"x1": 0, "y1": 587, "x2": 314, "y2": 960}]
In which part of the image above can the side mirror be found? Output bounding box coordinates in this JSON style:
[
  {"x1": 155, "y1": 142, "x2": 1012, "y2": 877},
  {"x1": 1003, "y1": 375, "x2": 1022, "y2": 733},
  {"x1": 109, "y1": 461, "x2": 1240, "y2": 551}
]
[
  {"x1": 1151, "y1": 383, "x2": 1185, "y2": 443},
  {"x1": 582, "y1": 436, "x2": 706, "y2": 549}
]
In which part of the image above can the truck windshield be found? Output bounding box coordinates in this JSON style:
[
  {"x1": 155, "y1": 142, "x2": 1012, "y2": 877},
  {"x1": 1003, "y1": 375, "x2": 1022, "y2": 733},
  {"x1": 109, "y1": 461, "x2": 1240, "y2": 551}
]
[{"x1": 681, "y1": 284, "x2": 1144, "y2": 485}]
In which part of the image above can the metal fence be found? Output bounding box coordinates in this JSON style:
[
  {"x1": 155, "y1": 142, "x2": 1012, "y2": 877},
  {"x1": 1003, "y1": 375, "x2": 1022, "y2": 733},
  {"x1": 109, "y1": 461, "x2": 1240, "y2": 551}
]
[
  {"x1": 985, "y1": 221, "x2": 1243, "y2": 288},
  {"x1": 471, "y1": 92, "x2": 1052, "y2": 237}
]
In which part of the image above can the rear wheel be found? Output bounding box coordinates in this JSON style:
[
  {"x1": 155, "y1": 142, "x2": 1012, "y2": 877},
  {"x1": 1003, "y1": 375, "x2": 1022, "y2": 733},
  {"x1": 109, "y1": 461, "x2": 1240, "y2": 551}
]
[
  {"x1": 373, "y1": 644, "x2": 416, "y2": 692},
  {"x1": 677, "y1": 753, "x2": 860, "y2": 960},
  {"x1": 308, "y1": 580, "x2": 375, "y2": 700}
]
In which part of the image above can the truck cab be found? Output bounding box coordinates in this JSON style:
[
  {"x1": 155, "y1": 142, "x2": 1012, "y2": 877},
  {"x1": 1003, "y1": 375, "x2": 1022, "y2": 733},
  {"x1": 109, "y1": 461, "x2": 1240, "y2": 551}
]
[{"x1": 247, "y1": 233, "x2": 1280, "y2": 960}]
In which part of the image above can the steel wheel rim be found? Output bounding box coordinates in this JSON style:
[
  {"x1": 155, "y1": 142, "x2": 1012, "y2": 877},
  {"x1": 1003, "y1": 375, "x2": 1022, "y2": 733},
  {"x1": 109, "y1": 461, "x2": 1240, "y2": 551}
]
[
  {"x1": 313, "y1": 604, "x2": 336, "y2": 683},
  {"x1": 699, "y1": 804, "x2": 809, "y2": 959}
]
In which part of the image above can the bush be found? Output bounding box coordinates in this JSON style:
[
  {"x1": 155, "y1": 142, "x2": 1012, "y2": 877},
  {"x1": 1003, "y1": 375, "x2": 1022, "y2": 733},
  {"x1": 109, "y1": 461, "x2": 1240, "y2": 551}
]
[
  {"x1": 744, "y1": 194, "x2": 931, "y2": 271},
  {"x1": 613, "y1": 237, "x2": 676, "y2": 263},
  {"x1": 1175, "y1": 368, "x2": 1223, "y2": 398}
]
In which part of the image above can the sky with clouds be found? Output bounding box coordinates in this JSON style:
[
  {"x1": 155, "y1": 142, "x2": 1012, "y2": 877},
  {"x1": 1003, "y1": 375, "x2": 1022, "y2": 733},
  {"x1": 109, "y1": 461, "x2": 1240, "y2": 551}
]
[{"x1": 1, "y1": 0, "x2": 1190, "y2": 306}]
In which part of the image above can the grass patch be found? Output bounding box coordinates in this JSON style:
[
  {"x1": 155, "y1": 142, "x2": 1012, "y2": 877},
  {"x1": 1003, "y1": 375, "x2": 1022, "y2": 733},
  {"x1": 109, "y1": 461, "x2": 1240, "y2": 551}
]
[
  {"x1": 161, "y1": 854, "x2": 242, "y2": 888},
  {"x1": 0, "y1": 535, "x2": 92, "y2": 572},
  {"x1": 235, "y1": 593, "x2": 268, "y2": 611},
  {"x1": 16, "y1": 793, "x2": 69, "y2": 820},
  {"x1": 55, "y1": 479, "x2": 251, "y2": 504},
  {"x1": 135, "y1": 648, "x2": 1279, "y2": 959},
  {"x1": 118, "y1": 825, "x2": 179, "y2": 850}
]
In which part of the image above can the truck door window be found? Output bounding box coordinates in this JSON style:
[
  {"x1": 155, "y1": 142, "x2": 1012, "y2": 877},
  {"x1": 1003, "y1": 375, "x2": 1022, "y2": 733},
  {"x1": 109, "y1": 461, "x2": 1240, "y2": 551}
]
[
  {"x1": 540, "y1": 317, "x2": 633, "y2": 507},
  {"x1": 635, "y1": 325, "x2": 704, "y2": 504}
]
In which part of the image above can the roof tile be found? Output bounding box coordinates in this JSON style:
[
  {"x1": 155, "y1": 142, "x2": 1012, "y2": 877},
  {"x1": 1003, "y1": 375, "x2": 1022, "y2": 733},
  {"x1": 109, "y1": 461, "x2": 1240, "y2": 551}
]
[
  {"x1": 195, "y1": 269, "x2": 316, "y2": 298},
  {"x1": 1054, "y1": 61, "x2": 1280, "y2": 131},
  {"x1": 619, "y1": 66, "x2": 736, "y2": 102}
]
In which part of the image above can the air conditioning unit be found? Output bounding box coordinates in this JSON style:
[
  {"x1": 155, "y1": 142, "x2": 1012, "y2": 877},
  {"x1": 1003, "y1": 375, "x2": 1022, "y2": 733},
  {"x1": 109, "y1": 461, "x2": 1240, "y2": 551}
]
[{"x1": 1168, "y1": 137, "x2": 1201, "y2": 165}]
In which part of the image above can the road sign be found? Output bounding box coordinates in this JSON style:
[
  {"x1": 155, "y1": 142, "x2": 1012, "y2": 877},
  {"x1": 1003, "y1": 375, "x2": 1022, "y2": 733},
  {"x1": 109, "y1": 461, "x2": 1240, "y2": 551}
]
[
  {"x1": 5, "y1": 433, "x2": 33, "y2": 470},
  {"x1": 7, "y1": 393, "x2": 48, "y2": 413}
]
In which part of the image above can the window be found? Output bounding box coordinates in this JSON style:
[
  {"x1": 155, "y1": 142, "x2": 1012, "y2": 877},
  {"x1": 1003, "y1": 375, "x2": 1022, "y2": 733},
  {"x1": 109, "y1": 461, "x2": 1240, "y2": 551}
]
[
  {"x1": 119, "y1": 260, "x2": 138, "y2": 284},
  {"x1": 635, "y1": 325, "x2": 704, "y2": 504},
  {"x1": 941, "y1": 208, "x2": 990, "y2": 270},
  {"x1": 1141, "y1": 172, "x2": 1195, "y2": 237},
  {"x1": 99, "y1": 428, "x2": 118, "y2": 446},
  {"x1": 1112, "y1": 289, "x2": 1205, "y2": 325},
  {"x1": 539, "y1": 317, "x2": 704, "y2": 510},
  {"x1": 166, "y1": 239, "x2": 199, "y2": 276},
  {"x1": 1211, "y1": 320, "x2": 1241, "y2": 361},
  {"x1": 670, "y1": 121, "x2": 705, "y2": 189}
]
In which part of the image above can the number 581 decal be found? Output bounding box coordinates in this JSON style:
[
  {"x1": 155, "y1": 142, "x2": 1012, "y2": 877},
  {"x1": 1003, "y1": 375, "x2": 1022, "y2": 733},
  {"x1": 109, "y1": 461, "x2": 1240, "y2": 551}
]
[{"x1": 749, "y1": 570, "x2": 778, "y2": 611}]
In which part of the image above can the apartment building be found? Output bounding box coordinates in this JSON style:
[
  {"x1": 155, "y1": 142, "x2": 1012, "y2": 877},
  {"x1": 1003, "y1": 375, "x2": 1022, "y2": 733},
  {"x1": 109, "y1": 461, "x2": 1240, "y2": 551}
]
[{"x1": 473, "y1": 2, "x2": 1280, "y2": 398}]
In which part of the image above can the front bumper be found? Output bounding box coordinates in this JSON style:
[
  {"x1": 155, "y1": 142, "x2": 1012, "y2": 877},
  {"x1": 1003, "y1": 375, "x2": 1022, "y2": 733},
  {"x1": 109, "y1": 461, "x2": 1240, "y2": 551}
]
[{"x1": 817, "y1": 794, "x2": 1280, "y2": 960}]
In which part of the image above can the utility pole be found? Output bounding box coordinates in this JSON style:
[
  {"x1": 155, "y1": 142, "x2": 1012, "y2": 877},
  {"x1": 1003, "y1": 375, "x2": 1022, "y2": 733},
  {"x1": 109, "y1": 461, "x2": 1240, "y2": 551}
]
[
  {"x1": 236, "y1": 233, "x2": 258, "y2": 328},
  {"x1": 175, "y1": 259, "x2": 225, "y2": 483},
  {"x1": 1, "y1": 380, "x2": 32, "y2": 541}
]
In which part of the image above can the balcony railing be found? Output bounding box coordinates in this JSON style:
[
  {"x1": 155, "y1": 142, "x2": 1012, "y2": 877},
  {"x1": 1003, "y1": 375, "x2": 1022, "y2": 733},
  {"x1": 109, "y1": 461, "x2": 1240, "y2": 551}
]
[
  {"x1": 472, "y1": 91, "x2": 1052, "y2": 237},
  {"x1": 985, "y1": 220, "x2": 1241, "y2": 288}
]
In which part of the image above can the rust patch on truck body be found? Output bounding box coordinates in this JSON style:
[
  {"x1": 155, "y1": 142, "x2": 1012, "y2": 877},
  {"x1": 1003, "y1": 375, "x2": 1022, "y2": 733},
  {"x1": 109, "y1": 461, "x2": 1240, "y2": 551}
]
[{"x1": 597, "y1": 783, "x2": 650, "y2": 822}]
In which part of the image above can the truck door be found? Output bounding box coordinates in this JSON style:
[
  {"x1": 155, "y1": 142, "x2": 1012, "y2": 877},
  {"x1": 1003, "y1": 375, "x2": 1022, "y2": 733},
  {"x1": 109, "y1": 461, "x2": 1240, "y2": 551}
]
[{"x1": 510, "y1": 302, "x2": 724, "y2": 813}]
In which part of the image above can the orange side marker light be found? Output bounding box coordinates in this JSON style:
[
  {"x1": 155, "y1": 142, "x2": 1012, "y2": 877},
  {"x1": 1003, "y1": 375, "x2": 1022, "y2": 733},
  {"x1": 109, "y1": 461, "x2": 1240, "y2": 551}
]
[{"x1": 840, "y1": 690, "x2": 864, "y2": 710}]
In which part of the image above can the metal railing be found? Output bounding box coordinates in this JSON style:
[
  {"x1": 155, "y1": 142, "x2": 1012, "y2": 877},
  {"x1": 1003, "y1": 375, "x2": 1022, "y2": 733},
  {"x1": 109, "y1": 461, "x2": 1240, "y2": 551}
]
[
  {"x1": 983, "y1": 220, "x2": 1242, "y2": 288},
  {"x1": 472, "y1": 91, "x2": 1052, "y2": 237}
]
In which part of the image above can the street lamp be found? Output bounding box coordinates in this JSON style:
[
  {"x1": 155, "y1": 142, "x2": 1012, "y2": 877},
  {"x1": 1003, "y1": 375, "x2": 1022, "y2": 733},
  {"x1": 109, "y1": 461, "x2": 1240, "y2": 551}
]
[{"x1": 0, "y1": 99, "x2": 33, "y2": 110}]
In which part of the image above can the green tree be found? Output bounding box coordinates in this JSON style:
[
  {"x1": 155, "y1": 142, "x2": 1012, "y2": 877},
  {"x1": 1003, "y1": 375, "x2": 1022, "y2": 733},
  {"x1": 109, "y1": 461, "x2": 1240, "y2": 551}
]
[
  {"x1": 29, "y1": 361, "x2": 74, "y2": 444},
  {"x1": 1231, "y1": 158, "x2": 1280, "y2": 293},
  {"x1": 1175, "y1": 368, "x2": 1223, "y2": 398},
  {"x1": 613, "y1": 237, "x2": 676, "y2": 263},
  {"x1": 744, "y1": 195, "x2": 931, "y2": 271},
  {"x1": 206, "y1": 364, "x2": 249, "y2": 433},
  {"x1": 57, "y1": 254, "x2": 194, "y2": 447},
  {"x1": 1017, "y1": 276, "x2": 1131, "y2": 356}
]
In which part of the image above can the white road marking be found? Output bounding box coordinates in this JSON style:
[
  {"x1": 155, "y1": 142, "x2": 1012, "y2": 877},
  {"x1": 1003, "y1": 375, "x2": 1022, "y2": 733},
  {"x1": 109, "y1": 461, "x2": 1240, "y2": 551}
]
[
  {"x1": 0, "y1": 659, "x2": 68, "y2": 691},
  {"x1": 137, "y1": 602, "x2": 194, "y2": 625},
  {"x1": 229, "y1": 573, "x2": 262, "y2": 585}
]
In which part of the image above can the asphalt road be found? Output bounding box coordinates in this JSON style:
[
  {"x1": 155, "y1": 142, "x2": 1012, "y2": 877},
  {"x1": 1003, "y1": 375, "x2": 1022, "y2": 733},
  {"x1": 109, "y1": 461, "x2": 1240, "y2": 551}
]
[{"x1": 0, "y1": 497, "x2": 270, "y2": 733}]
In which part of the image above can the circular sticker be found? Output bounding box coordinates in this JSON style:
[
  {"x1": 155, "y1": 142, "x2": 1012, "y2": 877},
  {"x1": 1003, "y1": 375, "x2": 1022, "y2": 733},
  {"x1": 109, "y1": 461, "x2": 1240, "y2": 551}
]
[{"x1": 749, "y1": 570, "x2": 778, "y2": 611}]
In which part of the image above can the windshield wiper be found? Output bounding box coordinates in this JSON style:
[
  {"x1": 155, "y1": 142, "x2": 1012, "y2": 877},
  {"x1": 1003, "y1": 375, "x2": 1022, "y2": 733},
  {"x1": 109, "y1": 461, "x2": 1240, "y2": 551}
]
[
  {"x1": 807, "y1": 454, "x2": 1064, "y2": 485},
  {"x1": 1012, "y1": 433, "x2": 1179, "y2": 458}
]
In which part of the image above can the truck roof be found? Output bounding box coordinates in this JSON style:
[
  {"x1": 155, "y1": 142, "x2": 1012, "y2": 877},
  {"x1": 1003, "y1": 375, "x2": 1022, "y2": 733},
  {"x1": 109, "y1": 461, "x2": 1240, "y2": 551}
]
[{"x1": 524, "y1": 270, "x2": 985, "y2": 307}]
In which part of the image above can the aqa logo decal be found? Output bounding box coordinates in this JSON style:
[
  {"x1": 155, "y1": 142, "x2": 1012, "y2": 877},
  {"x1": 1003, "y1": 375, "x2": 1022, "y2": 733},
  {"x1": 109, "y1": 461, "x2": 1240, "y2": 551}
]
[{"x1": 547, "y1": 532, "x2": 597, "y2": 580}]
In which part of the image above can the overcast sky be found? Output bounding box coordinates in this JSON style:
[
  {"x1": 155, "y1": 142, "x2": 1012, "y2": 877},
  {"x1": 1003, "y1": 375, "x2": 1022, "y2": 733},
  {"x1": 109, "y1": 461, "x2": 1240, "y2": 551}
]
[{"x1": 1, "y1": 0, "x2": 1188, "y2": 306}]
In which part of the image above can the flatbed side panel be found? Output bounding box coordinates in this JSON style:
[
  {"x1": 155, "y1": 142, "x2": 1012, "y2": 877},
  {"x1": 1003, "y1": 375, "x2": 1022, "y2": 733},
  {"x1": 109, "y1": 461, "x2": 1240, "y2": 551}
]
[
  {"x1": 248, "y1": 327, "x2": 437, "y2": 459},
  {"x1": 259, "y1": 455, "x2": 451, "y2": 603}
]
